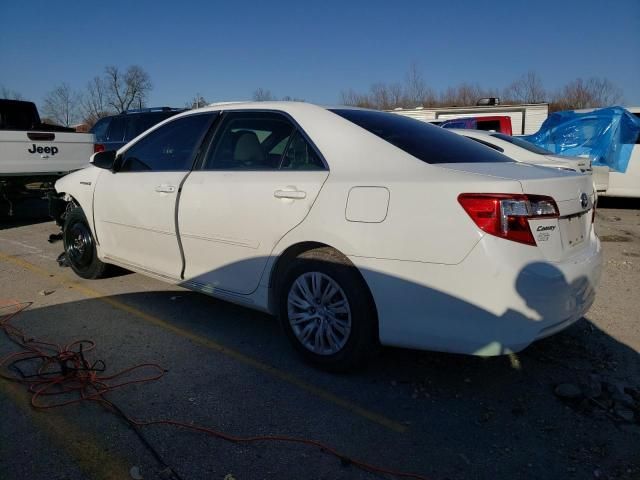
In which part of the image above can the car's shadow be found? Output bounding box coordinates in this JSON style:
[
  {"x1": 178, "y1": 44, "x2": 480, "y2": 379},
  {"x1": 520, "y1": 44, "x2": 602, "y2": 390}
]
[{"x1": 2, "y1": 255, "x2": 638, "y2": 479}]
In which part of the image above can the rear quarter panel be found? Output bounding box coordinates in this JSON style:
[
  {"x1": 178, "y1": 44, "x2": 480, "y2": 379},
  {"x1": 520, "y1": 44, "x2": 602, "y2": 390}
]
[
  {"x1": 269, "y1": 163, "x2": 524, "y2": 266},
  {"x1": 265, "y1": 107, "x2": 525, "y2": 266}
]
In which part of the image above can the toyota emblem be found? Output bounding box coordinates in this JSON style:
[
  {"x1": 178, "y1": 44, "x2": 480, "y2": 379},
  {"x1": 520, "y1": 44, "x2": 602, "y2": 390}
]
[{"x1": 580, "y1": 192, "x2": 589, "y2": 209}]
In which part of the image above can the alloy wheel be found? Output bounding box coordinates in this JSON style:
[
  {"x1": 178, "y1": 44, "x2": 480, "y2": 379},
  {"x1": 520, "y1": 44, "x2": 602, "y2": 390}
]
[{"x1": 287, "y1": 272, "x2": 352, "y2": 355}]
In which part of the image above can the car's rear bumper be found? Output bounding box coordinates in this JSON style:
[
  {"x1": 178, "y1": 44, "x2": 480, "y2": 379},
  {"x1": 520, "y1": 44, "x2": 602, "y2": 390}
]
[{"x1": 351, "y1": 230, "x2": 602, "y2": 356}]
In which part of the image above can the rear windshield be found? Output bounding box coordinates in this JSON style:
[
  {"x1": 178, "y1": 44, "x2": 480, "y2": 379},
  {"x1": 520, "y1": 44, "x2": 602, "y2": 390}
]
[
  {"x1": 90, "y1": 117, "x2": 110, "y2": 141},
  {"x1": 330, "y1": 109, "x2": 513, "y2": 164},
  {"x1": 490, "y1": 133, "x2": 552, "y2": 155},
  {"x1": 0, "y1": 101, "x2": 37, "y2": 130}
]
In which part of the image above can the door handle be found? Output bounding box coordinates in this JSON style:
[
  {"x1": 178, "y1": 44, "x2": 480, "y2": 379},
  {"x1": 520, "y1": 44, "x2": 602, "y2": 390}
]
[
  {"x1": 274, "y1": 189, "x2": 306, "y2": 200},
  {"x1": 155, "y1": 184, "x2": 176, "y2": 193}
]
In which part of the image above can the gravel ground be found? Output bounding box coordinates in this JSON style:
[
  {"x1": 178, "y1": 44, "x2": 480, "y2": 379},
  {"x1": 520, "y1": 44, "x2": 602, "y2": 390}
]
[{"x1": 0, "y1": 196, "x2": 638, "y2": 480}]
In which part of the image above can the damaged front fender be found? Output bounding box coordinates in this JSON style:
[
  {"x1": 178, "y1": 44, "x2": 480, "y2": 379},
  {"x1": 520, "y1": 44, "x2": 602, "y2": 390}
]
[{"x1": 52, "y1": 165, "x2": 101, "y2": 228}]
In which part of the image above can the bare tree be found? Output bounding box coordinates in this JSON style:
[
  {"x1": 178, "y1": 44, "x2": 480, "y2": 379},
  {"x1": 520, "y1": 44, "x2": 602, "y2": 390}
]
[
  {"x1": 405, "y1": 63, "x2": 435, "y2": 107},
  {"x1": 503, "y1": 71, "x2": 546, "y2": 104},
  {"x1": 253, "y1": 88, "x2": 275, "y2": 101},
  {"x1": 42, "y1": 83, "x2": 81, "y2": 127},
  {"x1": 441, "y1": 82, "x2": 501, "y2": 106},
  {"x1": 586, "y1": 77, "x2": 624, "y2": 106},
  {"x1": 371, "y1": 83, "x2": 395, "y2": 110},
  {"x1": 281, "y1": 95, "x2": 305, "y2": 102},
  {"x1": 1, "y1": 86, "x2": 23, "y2": 100},
  {"x1": 552, "y1": 77, "x2": 624, "y2": 110},
  {"x1": 340, "y1": 88, "x2": 372, "y2": 108},
  {"x1": 186, "y1": 93, "x2": 208, "y2": 109},
  {"x1": 81, "y1": 76, "x2": 113, "y2": 126},
  {"x1": 340, "y1": 64, "x2": 437, "y2": 109},
  {"x1": 104, "y1": 65, "x2": 152, "y2": 112},
  {"x1": 338, "y1": 65, "x2": 627, "y2": 112},
  {"x1": 439, "y1": 83, "x2": 479, "y2": 106},
  {"x1": 387, "y1": 83, "x2": 406, "y2": 107}
]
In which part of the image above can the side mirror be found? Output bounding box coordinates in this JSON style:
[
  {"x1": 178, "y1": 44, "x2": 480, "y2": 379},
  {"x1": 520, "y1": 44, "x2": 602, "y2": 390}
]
[{"x1": 90, "y1": 150, "x2": 117, "y2": 170}]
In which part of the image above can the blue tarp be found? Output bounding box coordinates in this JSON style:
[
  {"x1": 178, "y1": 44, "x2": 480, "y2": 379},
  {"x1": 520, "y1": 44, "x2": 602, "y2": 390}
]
[{"x1": 522, "y1": 107, "x2": 640, "y2": 173}]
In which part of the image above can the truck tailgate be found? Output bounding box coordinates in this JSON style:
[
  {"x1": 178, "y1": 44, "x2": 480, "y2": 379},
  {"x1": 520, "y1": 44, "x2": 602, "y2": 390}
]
[{"x1": 0, "y1": 131, "x2": 94, "y2": 175}]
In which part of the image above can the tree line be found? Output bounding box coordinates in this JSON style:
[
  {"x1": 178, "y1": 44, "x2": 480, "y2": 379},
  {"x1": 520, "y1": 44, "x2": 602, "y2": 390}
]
[
  {"x1": 2, "y1": 66, "x2": 156, "y2": 127},
  {"x1": 252, "y1": 88, "x2": 305, "y2": 102},
  {"x1": 339, "y1": 65, "x2": 624, "y2": 112},
  {"x1": 2, "y1": 64, "x2": 626, "y2": 128}
]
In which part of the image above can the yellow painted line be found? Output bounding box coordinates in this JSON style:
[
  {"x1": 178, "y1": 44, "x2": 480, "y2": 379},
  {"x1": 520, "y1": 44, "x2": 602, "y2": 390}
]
[
  {"x1": 0, "y1": 379, "x2": 131, "y2": 480},
  {"x1": 0, "y1": 252, "x2": 407, "y2": 434}
]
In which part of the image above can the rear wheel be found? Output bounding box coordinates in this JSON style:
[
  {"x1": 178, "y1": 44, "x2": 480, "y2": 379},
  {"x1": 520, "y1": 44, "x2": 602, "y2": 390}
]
[
  {"x1": 278, "y1": 248, "x2": 377, "y2": 371},
  {"x1": 63, "y1": 207, "x2": 108, "y2": 279}
]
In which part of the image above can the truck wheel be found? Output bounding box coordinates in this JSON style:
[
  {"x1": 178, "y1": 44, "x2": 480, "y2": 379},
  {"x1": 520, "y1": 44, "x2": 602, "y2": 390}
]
[
  {"x1": 278, "y1": 248, "x2": 377, "y2": 372},
  {"x1": 63, "y1": 207, "x2": 108, "y2": 279}
]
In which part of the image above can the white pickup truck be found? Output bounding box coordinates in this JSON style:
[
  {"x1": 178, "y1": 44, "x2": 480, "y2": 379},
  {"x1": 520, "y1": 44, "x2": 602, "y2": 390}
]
[{"x1": 1, "y1": 99, "x2": 94, "y2": 215}]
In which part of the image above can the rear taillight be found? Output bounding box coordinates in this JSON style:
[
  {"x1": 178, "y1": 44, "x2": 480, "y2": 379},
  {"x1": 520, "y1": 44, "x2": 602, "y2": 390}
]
[
  {"x1": 458, "y1": 193, "x2": 559, "y2": 246},
  {"x1": 94, "y1": 144, "x2": 105, "y2": 153}
]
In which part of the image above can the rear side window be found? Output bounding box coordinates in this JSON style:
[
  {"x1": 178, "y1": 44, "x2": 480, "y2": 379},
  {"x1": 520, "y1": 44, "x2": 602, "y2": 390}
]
[
  {"x1": 476, "y1": 119, "x2": 501, "y2": 132},
  {"x1": 281, "y1": 131, "x2": 324, "y2": 170},
  {"x1": 331, "y1": 109, "x2": 513, "y2": 164},
  {"x1": 119, "y1": 113, "x2": 214, "y2": 172},
  {"x1": 106, "y1": 116, "x2": 126, "y2": 142},
  {"x1": 91, "y1": 117, "x2": 110, "y2": 142}
]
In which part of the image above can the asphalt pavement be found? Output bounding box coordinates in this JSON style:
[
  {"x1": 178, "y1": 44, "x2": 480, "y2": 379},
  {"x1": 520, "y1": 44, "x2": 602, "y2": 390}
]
[{"x1": 0, "y1": 197, "x2": 639, "y2": 480}]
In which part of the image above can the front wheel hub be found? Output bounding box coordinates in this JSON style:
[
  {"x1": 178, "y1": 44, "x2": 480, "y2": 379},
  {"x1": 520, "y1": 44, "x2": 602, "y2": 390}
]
[{"x1": 66, "y1": 222, "x2": 94, "y2": 267}]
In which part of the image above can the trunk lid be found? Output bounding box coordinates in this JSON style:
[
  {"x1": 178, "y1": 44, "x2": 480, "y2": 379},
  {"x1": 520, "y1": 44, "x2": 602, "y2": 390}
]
[
  {"x1": 438, "y1": 162, "x2": 592, "y2": 202},
  {"x1": 521, "y1": 170, "x2": 595, "y2": 262},
  {"x1": 440, "y1": 162, "x2": 596, "y2": 262},
  {"x1": 544, "y1": 154, "x2": 590, "y2": 172}
]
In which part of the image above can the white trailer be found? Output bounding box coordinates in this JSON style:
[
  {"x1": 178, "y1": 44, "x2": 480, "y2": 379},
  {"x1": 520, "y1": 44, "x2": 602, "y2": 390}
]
[
  {"x1": 575, "y1": 106, "x2": 640, "y2": 198},
  {"x1": 389, "y1": 103, "x2": 549, "y2": 135}
]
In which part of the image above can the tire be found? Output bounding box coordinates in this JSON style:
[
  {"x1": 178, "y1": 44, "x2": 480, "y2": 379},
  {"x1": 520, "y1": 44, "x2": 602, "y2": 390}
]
[
  {"x1": 63, "y1": 207, "x2": 108, "y2": 279},
  {"x1": 278, "y1": 248, "x2": 377, "y2": 372}
]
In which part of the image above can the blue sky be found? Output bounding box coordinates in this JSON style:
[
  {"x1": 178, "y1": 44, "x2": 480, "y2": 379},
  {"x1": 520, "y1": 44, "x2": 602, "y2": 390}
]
[{"x1": 1, "y1": 0, "x2": 639, "y2": 109}]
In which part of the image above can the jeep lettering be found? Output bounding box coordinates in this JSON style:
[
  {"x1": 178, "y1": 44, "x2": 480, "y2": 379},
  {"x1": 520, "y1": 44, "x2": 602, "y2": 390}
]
[{"x1": 28, "y1": 144, "x2": 59, "y2": 156}]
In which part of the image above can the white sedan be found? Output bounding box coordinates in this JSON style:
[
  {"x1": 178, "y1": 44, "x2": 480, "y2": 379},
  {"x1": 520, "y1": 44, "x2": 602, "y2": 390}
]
[
  {"x1": 449, "y1": 128, "x2": 609, "y2": 192},
  {"x1": 53, "y1": 102, "x2": 602, "y2": 370}
]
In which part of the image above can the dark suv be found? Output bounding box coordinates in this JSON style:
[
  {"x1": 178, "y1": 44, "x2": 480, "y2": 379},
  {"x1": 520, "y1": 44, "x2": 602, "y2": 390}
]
[{"x1": 91, "y1": 107, "x2": 185, "y2": 152}]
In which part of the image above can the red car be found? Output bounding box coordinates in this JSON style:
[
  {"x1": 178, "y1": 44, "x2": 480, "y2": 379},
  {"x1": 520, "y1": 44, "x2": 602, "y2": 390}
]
[{"x1": 440, "y1": 115, "x2": 513, "y2": 135}]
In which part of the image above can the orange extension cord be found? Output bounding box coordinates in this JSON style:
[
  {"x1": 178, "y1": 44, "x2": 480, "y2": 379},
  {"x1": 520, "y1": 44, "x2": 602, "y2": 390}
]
[{"x1": 0, "y1": 301, "x2": 430, "y2": 480}]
